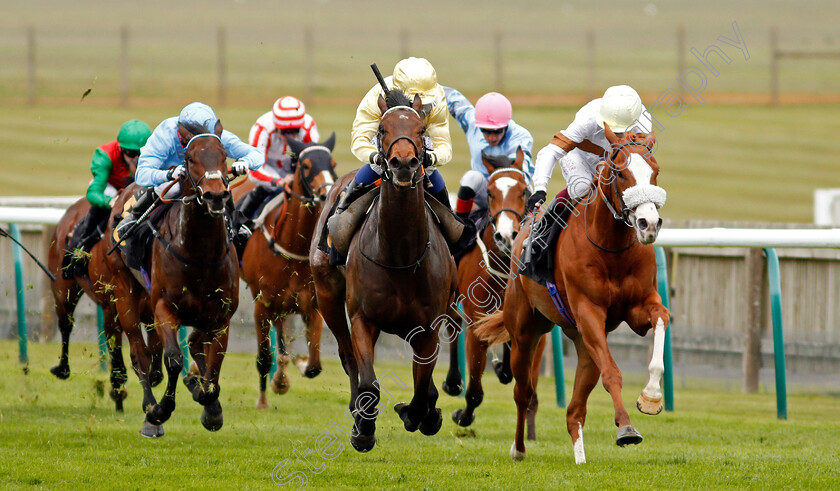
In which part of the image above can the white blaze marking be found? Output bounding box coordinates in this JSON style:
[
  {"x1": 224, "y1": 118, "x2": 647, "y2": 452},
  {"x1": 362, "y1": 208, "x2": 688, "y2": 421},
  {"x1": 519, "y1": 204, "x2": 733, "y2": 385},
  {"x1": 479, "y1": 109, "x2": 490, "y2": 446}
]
[
  {"x1": 574, "y1": 422, "x2": 586, "y2": 464},
  {"x1": 493, "y1": 176, "x2": 518, "y2": 240},
  {"x1": 494, "y1": 176, "x2": 517, "y2": 198},
  {"x1": 320, "y1": 170, "x2": 334, "y2": 185},
  {"x1": 643, "y1": 317, "x2": 665, "y2": 400},
  {"x1": 626, "y1": 153, "x2": 653, "y2": 186}
]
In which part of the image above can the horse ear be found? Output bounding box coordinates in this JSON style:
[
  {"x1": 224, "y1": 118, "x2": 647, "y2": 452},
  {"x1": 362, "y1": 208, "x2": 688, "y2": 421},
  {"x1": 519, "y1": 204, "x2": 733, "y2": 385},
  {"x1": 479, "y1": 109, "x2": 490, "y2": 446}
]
[
  {"x1": 513, "y1": 146, "x2": 524, "y2": 170},
  {"x1": 286, "y1": 136, "x2": 306, "y2": 156},
  {"x1": 322, "y1": 132, "x2": 336, "y2": 152},
  {"x1": 412, "y1": 93, "x2": 423, "y2": 113},
  {"x1": 603, "y1": 122, "x2": 620, "y2": 144},
  {"x1": 377, "y1": 94, "x2": 388, "y2": 113},
  {"x1": 480, "y1": 151, "x2": 496, "y2": 175},
  {"x1": 214, "y1": 120, "x2": 223, "y2": 137}
]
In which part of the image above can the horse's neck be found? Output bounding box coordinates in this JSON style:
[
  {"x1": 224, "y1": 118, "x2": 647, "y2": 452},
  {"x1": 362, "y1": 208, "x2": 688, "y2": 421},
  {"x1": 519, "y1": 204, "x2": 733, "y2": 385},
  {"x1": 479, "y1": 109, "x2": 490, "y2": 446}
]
[
  {"x1": 178, "y1": 202, "x2": 227, "y2": 255},
  {"x1": 275, "y1": 187, "x2": 318, "y2": 251},
  {"x1": 584, "y1": 185, "x2": 635, "y2": 251},
  {"x1": 375, "y1": 183, "x2": 428, "y2": 260}
]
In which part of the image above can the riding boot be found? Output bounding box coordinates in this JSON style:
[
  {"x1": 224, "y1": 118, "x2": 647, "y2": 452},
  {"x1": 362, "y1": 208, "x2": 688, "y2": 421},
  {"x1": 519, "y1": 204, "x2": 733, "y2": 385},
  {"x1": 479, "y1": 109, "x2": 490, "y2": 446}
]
[
  {"x1": 64, "y1": 206, "x2": 110, "y2": 279},
  {"x1": 429, "y1": 183, "x2": 477, "y2": 258},
  {"x1": 519, "y1": 195, "x2": 575, "y2": 282},
  {"x1": 454, "y1": 186, "x2": 475, "y2": 221},
  {"x1": 117, "y1": 188, "x2": 156, "y2": 270},
  {"x1": 236, "y1": 186, "x2": 272, "y2": 222},
  {"x1": 334, "y1": 177, "x2": 373, "y2": 216}
]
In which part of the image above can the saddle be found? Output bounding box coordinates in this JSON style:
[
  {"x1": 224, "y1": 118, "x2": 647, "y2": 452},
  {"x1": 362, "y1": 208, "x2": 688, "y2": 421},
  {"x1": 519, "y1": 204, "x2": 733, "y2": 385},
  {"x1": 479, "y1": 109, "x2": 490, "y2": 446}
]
[
  {"x1": 112, "y1": 197, "x2": 171, "y2": 283},
  {"x1": 519, "y1": 203, "x2": 572, "y2": 285}
]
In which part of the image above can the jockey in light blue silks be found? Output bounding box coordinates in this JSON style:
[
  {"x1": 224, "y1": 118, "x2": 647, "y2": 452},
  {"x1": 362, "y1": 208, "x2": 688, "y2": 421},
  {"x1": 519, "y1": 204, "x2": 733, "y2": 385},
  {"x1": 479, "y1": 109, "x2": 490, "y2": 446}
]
[
  {"x1": 117, "y1": 102, "x2": 263, "y2": 263},
  {"x1": 443, "y1": 86, "x2": 534, "y2": 220}
]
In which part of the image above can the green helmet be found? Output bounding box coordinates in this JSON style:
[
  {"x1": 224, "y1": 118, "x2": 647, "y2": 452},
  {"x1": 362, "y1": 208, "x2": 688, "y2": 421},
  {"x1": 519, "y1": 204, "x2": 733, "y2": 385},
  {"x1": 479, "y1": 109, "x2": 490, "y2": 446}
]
[{"x1": 117, "y1": 120, "x2": 152, "y2": 151}]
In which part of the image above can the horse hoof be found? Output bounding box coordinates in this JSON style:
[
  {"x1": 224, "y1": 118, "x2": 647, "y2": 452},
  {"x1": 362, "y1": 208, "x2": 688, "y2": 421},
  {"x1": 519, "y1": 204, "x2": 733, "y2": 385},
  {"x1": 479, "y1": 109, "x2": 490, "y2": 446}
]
[
  {"x1": 441, "y1": 380, "x2": 462, "y2": 397},
  {"x1": 394, "y1": 402, "x2": 419, "y2": 432},
  {"x1": 50, "y1": 365, "x2": 70, "y2": 380},
  {"x1": 510, "y1": 441, "x2": 526, "y2": 462},
  {"x1": 140, "y1": 421, "x2": 164, "y2": 438},
  {"x1": 350, "y1": 433, "x2": 376, "y2": 453},
  {"x1": 109, "y1": 387, "x2": 128, "y2": 402},
  {"x1": 493, "y1": 360, "x2": 513, "y2": 384},
  {"x1": 419, "y1": 408, "x2": 443, "y2": 436},
  {"x1": 303, "y1": 365, "x2": 322, "y2": 379},
  {"x1": 616, "y1": 425, "x2": 643, "y2": 447},
  {"x1": 452, "y1": 408, "x2": 475, "y2": 427},
  {"x1": 256, "y1": 392, "x2": 269, "y2": 410},
  {"x1": 271, "y1": 371, "x2": 290, "y2": 395},
  {"x1": 636, "y1": 393, "x2": 663, "y2": 415},
  {"x1": 201, "y1": 402, "x2": 224, "y2": 432}
]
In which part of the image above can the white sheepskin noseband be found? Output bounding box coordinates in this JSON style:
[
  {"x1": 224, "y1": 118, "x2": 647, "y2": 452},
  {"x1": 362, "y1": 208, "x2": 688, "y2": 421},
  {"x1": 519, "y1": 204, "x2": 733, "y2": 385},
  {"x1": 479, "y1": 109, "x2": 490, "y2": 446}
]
[{"x1": 623, "y1": 185, "x2": 666, "y2": 209}]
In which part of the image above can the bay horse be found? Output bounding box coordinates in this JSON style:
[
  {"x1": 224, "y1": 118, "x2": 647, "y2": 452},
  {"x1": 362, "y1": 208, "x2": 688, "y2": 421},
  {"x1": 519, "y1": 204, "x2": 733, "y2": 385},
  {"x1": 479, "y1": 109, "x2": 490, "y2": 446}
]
[
  {"x1": 108, "y1": 129, "x2": 239, "y2": 437},
  {"x1": 239, "y1": 134, "x2": 337, "y2": 408},
  {"x1": 475, "y1": 125, "x2": 669, "y2": 463},
  {"x1": 47, "y1": 198, "x2": 163, "y2": 411},
  {"x1": 311, "y1": 91, "x2": 457, "y2": 452},
  {"x1": 443, "y1": 149, "x2": 547, "y2": 440}
]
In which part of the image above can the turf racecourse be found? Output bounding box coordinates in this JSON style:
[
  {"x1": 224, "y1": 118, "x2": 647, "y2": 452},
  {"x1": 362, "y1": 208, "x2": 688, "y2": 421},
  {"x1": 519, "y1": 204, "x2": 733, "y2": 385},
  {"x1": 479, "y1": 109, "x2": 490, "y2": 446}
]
[{"x1": 1, "y1": 340, "x2": 838, "y2": 489}]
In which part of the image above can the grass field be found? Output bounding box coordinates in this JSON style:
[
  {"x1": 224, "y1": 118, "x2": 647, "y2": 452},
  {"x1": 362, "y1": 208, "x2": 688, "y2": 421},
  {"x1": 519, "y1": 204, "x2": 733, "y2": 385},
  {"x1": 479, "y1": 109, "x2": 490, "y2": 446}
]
[
  {"x1": 2, "y1": 102, "x2": 837, "y2": 222},
  {"x1": 1, "y1": 340, "x2": 839, "y2": 489}
]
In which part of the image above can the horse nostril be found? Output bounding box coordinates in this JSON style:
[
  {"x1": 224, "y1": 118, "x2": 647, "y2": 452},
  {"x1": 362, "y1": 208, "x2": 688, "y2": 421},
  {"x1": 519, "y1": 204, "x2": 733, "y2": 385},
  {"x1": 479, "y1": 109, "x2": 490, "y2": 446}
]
[
  {"x1": 511, "y1": 230, "x2": 518, "y2": 241},
  {"x1": 638, "y1": 218, "x2": 648, "y2": 230},
  {"x1": 656, "y1": 218, "x2": 663, "y2": 230},
  {"x1": 494, "y1": 232, "x2": 503, "y2": 243}
]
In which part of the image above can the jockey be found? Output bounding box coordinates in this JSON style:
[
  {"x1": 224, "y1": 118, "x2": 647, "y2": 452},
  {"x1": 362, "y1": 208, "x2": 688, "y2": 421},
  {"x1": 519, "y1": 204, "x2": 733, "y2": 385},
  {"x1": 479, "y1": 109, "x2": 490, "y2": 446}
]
[
  {"x1": 62, "y1": 119, "x2": 151, "y2": 278},
  {"x1": 443, "y1": 86, "x2": 534, "y2": 221},
  {"x1": 117, "y1": 102, "x2": 262, "y2": 264},
  {"x1": 338, "y1": 57, "x2": 453, "y2": 214},
  {"x1": 521, "y1": 85, "x2": 654, "y2": 270},
  {"x1": 235, "y1": 96, "x2": 320, "y2": 227}
]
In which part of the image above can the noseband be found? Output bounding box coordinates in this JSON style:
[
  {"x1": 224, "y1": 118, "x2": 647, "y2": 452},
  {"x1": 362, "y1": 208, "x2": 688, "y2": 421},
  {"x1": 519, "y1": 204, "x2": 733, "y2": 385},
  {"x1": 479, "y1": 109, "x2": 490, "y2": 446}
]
[{"x1": 182, "y1": 133, "x2": 229, "y2": 206}]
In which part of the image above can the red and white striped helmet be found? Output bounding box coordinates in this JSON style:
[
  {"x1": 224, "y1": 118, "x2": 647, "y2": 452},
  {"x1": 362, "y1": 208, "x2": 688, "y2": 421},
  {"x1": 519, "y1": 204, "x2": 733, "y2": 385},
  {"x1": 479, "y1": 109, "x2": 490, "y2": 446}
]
[{"x1": 272, "y1": 96, "x2": 306, "y2": 129}]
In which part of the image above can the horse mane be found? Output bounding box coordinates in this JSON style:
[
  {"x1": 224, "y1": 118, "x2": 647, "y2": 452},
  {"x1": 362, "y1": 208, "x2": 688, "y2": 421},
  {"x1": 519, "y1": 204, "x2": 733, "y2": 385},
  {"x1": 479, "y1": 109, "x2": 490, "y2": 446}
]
[{"x1": 384, "y1": 89, "x2": 412, "y2": 109}]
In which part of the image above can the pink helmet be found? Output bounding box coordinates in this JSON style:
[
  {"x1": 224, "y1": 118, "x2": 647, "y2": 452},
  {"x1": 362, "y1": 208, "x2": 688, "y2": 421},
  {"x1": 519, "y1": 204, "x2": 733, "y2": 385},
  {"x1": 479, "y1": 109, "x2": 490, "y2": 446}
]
[
  {"x1": 272, "y1": 96, "x2": 306, "y2": 129},
  {"x1": 474, "y1": 92, "x2": 512, "y2": 130}
]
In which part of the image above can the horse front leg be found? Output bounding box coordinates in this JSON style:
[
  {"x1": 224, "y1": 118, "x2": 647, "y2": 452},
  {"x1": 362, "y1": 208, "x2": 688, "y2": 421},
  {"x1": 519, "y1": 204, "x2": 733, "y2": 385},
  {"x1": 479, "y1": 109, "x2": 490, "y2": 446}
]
[
  {"x1": 192, "y1": 325, "x2": 229, "y2": 432},
  {"x1": 452, "y1": 326, "x2": 487, "y2": 427},
  {"x1": 301, "y1": 309, "x2": 323, "y2": 378},
  {"x1": 630, "y1": 301, "x2": 671, "y2": 415},
  {"x1": 144, "y1": 300, "x2": 182, "y2": 432},
  {"x1": 253, "y1": 301, "x2": 273, "y2": 409},
  {"x1": 525, "y1": 333, "x2": 547, "y2": 441},
  {"x1": 271, "y1": 315, "x2": 291, "y2": 395},
  {"x1": 315, "y1": 283, "x2": 359, "y2": 412},
  {"x1": 349, "y1": 315, "x2": 379, "y2": 453},
  {"x1": 441, "y1": 307, "x2": 463, "y2": 396},
  {"x1": 396, "y1": 327, "x2": 442, "y2": 436},
  {"x1": 102, "y1": 306, "x2": 128, "y2": 412},
  {"x1": 49, "y1": 283, "x2": 82, "y2": 379},
  {"x1": 574, "y1": 299, "x2": 641, "y2": 448},
  {"x1": 566, "y1": 330, "x2": 601, "y2": 464}
]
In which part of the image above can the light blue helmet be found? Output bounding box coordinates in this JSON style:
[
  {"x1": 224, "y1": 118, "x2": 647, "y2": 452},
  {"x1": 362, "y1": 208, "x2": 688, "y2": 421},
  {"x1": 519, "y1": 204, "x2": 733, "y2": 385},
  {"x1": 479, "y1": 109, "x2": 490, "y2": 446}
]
[{"x1": 178, "y1": 102, "x2": 219, "y2": 132}]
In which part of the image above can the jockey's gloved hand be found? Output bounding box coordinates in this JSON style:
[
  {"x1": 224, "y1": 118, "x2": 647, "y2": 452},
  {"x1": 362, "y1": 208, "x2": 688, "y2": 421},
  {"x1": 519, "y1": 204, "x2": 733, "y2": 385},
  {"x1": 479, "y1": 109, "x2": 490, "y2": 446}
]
[
  {"x1": 368, "y1": 152, "x2": 385, "y2": 172},
  {"x1": 526, "y1": 190, "x2": 546, "y2": 213},
  {"x1": 231, "y1": 160, "x2": 249, "y2": 177},
  {"x1": 166, "y1": 165, "x2": 185, "y2": 181},
  {"x1": 422, "y1": 150, "x2": 437, "y2": 168}
]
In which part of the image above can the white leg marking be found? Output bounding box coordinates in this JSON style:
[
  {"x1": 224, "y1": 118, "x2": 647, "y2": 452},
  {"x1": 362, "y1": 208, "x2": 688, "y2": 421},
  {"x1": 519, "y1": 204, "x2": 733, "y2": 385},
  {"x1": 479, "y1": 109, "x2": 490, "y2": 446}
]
[
  {"x1": 643, "y1": 318, "x2": 665, "y2": 399},
  {"x1": 510, "y1": 441, "x2": 526, "y2": 461},
  {"x1": 573, "y1": 422, "x2": 586, "y2": 464}
]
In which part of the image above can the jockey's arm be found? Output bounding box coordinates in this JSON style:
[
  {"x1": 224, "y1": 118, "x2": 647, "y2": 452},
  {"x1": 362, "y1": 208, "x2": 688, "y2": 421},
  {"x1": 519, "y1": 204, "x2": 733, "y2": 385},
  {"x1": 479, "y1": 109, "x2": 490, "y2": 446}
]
[
  {"x1": 85, "y1": 148, "x2": 115, "y2": 208},
  {"x1": 442, "y1": 86, "x2": 474, "y2": 134},
  {"x1": 506, "y1": 123, "x2": 535, "y2": 176},
  {"x1": 350, "y1": 84, "x2": 384, "y2": 163},
  {"x1": 424, "y1": 101, "x2": 452, "y2": 167},
  {"x1": 221, "y1": 130, "x2": 263, "y2": 171},
  {"x1": 135, "y1": 122, "x2": 174, "y2": 187}
]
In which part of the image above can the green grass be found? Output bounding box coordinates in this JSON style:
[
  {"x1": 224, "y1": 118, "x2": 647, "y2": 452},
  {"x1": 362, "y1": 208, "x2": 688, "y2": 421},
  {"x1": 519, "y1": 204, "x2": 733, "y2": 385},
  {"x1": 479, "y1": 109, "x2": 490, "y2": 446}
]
[
  {"x1": 1, "y1": 340, "x2": 839, "y2": 489},
  {"x1": 2, "y1": 102, "x2": 838, "y2": 222}
]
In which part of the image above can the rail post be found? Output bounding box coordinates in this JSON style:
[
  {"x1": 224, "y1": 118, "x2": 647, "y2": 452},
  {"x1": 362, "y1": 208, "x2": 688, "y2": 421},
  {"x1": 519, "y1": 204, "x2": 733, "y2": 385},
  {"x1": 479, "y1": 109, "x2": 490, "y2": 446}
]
[
  {"x1": 763, "y1": 248, "x2": 787, "y2": 420},
  {"x1": 97, "y1": 307, "x2": 107, "y2": 372},
  {"x1": 10, "y1": 224, "x2": 28, "y2": 367},
  {"x1": 551, "y1": 326, "x2": 566, "y2": 407}
]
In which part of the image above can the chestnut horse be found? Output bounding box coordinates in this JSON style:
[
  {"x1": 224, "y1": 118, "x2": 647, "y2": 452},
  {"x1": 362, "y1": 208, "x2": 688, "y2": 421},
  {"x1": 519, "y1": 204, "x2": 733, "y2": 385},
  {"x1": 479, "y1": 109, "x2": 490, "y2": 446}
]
[
  {"x1": 46, "y1": 198, "x2": 162, "y2": 411},
  {"x1": 444, "y1": 150, "x2": 547, "y2": 439},
  {"x1": 108, "y1": 131, "x2": 239, "y2": 437},
  {"x1": 239, "y1": 134, "x2": 337, "y2": 408},
  {"x1": 311, "y1": 91, "x2": 457, "y2": 452},
  {"x1": 475, "y1": 125, "x2": 668, "y2": 463}
]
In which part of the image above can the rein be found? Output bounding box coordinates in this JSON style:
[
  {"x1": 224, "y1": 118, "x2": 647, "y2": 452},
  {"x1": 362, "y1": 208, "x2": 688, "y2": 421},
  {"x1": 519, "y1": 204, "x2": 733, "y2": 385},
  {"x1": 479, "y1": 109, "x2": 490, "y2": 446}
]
[{"x1": 359, "y1": 239, "x2": 431, "y2": 273}]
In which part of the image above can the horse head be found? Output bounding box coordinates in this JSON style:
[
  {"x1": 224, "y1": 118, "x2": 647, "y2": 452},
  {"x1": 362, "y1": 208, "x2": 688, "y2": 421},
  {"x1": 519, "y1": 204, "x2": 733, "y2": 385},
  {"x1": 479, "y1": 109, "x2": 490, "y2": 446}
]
[
  {"x1": 286, "y1": 133, "x2": 338, "y2": 203},
  {"x1": 376, "y1": 92, "x2": 426, "y2": 190},
  {"x1": 602, "y1": 123, "x2": 666, "y2": 245},
  {"x1": 182, "y1": 127, "x2": 230, "y2": 216},
  {"x1": 483, "y1": 147, "x2": 529, "y2": 255}
]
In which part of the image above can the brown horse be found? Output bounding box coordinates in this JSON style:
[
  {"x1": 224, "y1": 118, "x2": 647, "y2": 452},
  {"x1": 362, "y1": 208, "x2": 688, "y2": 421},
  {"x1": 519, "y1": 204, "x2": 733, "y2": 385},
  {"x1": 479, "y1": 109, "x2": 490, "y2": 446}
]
[
  {"x1": 475, "y1": 125, "x2": 669, "y2": 463},
  {"x1": 239, "y1": 134, "x2": 337, "y2": 408},
  {"x1": 311, "y1": 91, "x2": 457, "y2": 452},
  {"x1": 444, "y1": 150, "x2": 547, "y2": 439},
  {"x1": 108, "y1": 130, "x2": 239, "y2": 437},
  {"x1": 46, "y1": 198, "x2": 162, "y2": 411}
]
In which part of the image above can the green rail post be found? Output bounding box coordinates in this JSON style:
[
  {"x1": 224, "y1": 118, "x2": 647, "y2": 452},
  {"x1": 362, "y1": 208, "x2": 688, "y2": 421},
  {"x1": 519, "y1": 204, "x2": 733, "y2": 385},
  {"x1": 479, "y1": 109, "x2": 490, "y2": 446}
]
[
  {"x1": 269, "y1": 323, "x2": 278, "y2": 381},
  {"x1": 10, "y1": 224, "x2": 28, "y2": 367},
  {"x1": 457, "y1": 324, "x2": 466, "y2": 397},
  {"x1": 551, "y1": 325, "x2": 566, "y2": 407},
  {"x1": 763, "y1": 248, "x2": 787, "y2": 420},
  {"x1": 97, "y1": 307, "x2": 107, "y2": 372},
  {"x1": 654, "y1": 247, "x2": 675, "y2": 412},
  {"x1": 178, "y1": 325, "x2": 189, "y2": 377}
]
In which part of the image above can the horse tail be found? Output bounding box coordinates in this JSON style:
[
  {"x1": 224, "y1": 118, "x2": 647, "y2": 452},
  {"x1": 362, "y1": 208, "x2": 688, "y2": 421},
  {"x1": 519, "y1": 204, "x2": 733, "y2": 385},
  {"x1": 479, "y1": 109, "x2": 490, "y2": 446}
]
[{"x1": 473, "y1": 310, "x2": 509, "y2": 345}]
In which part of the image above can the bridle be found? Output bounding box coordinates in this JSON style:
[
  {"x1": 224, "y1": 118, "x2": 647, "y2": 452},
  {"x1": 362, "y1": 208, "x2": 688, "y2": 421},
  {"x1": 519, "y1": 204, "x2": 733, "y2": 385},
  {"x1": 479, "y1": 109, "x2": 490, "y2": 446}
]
[
  {"x1": 285, "y1": 145, "x2": 336, "y2": 205},
  {"x1": 180, "y1": 133, "x2": 230, "y2": 208},
  {"x1": 375, "y1": 106, "x2": 427, "y2": 188}
]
